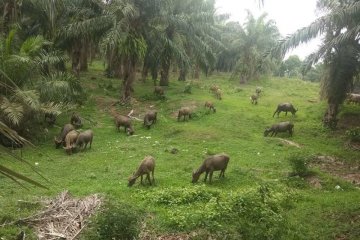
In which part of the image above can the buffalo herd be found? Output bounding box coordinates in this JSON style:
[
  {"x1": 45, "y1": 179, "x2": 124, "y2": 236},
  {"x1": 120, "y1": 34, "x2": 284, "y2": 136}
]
[{"x1": 39, "y1": 85, "x2": 357, "y2": 186}]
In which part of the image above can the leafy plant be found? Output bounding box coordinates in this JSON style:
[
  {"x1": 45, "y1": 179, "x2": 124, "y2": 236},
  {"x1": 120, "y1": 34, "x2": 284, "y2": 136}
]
[
  {"x1": 38, "y1": 72, "x2": 85, "y2": 104},
  {"x1": 288, "y1": 153, "x2": 313, "y2": 177},
  {"x1": 84, "y1": 201, "x2": 143, "y2": 240}
]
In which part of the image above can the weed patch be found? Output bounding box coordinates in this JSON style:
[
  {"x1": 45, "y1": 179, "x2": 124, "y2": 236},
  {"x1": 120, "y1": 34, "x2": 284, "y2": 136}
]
[{"x1": 141, "y1": 185, "x2": 297, "y2": 239}]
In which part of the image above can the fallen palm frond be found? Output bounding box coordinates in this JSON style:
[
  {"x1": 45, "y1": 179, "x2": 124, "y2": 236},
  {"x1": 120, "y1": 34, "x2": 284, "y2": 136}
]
[{"x1": 14, "y1": 191, "x2": 102, "y2": 240}]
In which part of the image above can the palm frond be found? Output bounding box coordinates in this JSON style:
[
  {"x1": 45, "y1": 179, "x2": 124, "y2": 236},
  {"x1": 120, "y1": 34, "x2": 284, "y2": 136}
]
[
  {"x1": 4, "y1": 29, "x2": 17, "y2": 56},
  {"x1": 39, "y1": 102, "x2": 63, "y2": 115},
  {"x1": 0, "y1": 169, "x2": 29, "y2": 190},
  {"x1": 0, "y1": 121, "x2": 29, "y2": 146},
  {"x1": 13, "y1": 89, "x2": 40, "y2": 110},
  {"x1": 0, "y1": 163, "x2": 48, "y2": 189},
  {"x1": 34, "y1": 49, "x2": 68, "y2": 67},
  {"x1": 38, "y1": 72, "x2": 84, "y2": 103},
  {"x1": 64, "y1": 15, "x2": 112, "y2": 39},
  {"x1": 0, "y1": 68, "x2": 18, "y2": 89},
  {"x1": 270, "y1": 1, "x2": 360, "y2": 58},
  {"x1": 20, "y1": 35, "x2": 52, "y2": 57},
  {"x1": 0, "y1": 97, "x2": 24, "y2": 126}
]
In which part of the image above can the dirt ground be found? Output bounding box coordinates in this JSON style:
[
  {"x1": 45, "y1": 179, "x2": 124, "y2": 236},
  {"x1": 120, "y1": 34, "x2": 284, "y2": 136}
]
[{"x1": 309, "y1": 156, "x2": 360, "y2": 187}]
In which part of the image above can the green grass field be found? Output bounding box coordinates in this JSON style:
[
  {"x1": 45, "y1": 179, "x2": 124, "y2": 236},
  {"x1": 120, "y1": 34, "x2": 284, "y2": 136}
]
[{"x1": 1, "y1": 62, "x2": 359, "y2": 239}]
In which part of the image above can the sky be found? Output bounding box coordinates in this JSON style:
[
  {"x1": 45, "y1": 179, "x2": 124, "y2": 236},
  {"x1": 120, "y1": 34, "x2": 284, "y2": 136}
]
[{"x1": 215, "y1": 0, "x2": 322, "y2": 60}]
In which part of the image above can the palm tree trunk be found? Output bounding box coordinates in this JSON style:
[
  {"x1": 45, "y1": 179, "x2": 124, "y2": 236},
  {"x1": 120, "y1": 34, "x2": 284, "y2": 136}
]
[
  {"x1": 3, "y1": 1, "x2": 18, "y2": 34},
  {"x1": 89, "y1": 41, "x2": 96, "y2": 65},
  {"x1": 159, "y1": 59, "x2": 170, "y2": 86},
  {"x1": 71, "y1": 44, "x2": 81, "y2": 78},
  {"x1": 122, "y1": 58, "x2": 136, "y2": 102},
  {"x1": 178, "y1": 67, "x2": 187, "y2": 81},
  {"x1": 194, "y1": 64, "x2": 200, "y2": 79},
  {"x1": 80, "y1": 41, "x2": 88, "y2": 71},
  {"x1": 151, "y1": 67, "x2": 158, "y2": 86},
  {"x1": 323, "y1": 102, "x2": 339, "y2": 129},
  {"x1": 141, "y1": 62, "x2": 148, "y2": 82}
]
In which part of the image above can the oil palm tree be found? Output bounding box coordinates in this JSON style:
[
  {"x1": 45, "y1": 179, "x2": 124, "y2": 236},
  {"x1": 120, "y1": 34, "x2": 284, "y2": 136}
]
[
  {"x1": 59, "y1": 0, "x2": 105, "y2": 73},
  {"x1": 232, "y1": 12, "x2": 280, "y2": 83},
  {"x1": 0, "y1": 34, "x2": 54, "y2": 190},
  {"x1": 269, "y1": 0, "x2": 360, "y2": 128},
  {"x1": 156, "y1": 0, "x2": 220, "y2": 85},
  {"x1": 66, "y1": 0, "x2": 149, "y2": 101},
  {"x1": 0, "y1": 30, "x2": 77, "y2": 133},
  {"x1": 180, "y1": 0, "x2": 224, "y2": 80},
  {"x1": 215, "y1": 21, "x2": 243, "y2": 72}
]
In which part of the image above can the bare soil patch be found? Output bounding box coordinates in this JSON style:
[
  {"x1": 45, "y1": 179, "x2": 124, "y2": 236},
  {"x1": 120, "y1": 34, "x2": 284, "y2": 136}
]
[
  {"x1": 337, "y1": 113, "x2": 360, "y2": 130},
  {"x1": 93, "y1": 96, "x2": 118, "y2": 113},
  {"x1": 94, "y1": 96, "x2": 158, "y2": 120},
  {"x1": 310, "y1": 156, "x2": 360, "y2": 186}
]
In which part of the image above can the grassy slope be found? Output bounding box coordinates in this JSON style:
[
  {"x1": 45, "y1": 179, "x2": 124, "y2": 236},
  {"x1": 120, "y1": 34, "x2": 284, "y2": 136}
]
[{"x1": 0, "y1": 62, "x2": 359, "y2": 239}]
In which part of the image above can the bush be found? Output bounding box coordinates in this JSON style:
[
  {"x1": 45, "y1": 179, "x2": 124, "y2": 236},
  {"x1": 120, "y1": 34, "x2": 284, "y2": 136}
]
[
  {"x1": 84, "y1": 202, "x2": 143, "y2": 240},
  {"x1": 288, "y1": 153, "x2": 312, "y2": 177}
]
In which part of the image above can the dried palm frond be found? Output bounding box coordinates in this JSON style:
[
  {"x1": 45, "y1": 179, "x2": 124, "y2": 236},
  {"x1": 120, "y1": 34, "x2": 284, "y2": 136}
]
[{"x1": 14, "y1": 191, "x2": 102, "y2": 239}]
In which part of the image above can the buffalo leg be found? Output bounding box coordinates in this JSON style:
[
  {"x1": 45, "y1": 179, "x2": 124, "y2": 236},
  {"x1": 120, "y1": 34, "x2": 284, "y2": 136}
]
[
  {"x1": 204, "y1": 171, "x2": 209, "y2": 182},
  {"x1": 146, "y1": 173, "x2": 151, "y2": 185},
  {"x1": 152, "y1": 170, "x2": 155, "y2": 184},
  {"x1": 209, "y1": 171, "x2": 214, "y2": 183},
  {"x1": 220, "y1": 169, "x2": 226, "y2": 178}
]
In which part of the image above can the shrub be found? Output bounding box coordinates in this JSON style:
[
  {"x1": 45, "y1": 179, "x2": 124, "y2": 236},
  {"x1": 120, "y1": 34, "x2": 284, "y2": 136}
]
[
  {"x1": 84, "y1": 201, "x2": 143, "y2": 240},
  {"x1": 288, "y1": 153, "x2": 312, "y2": 177}
]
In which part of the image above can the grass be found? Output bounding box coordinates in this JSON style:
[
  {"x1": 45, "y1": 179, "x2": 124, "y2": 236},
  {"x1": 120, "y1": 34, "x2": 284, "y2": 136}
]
[{"x1": 1, "y1": 62, "x2": 359, "y2": 239}]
